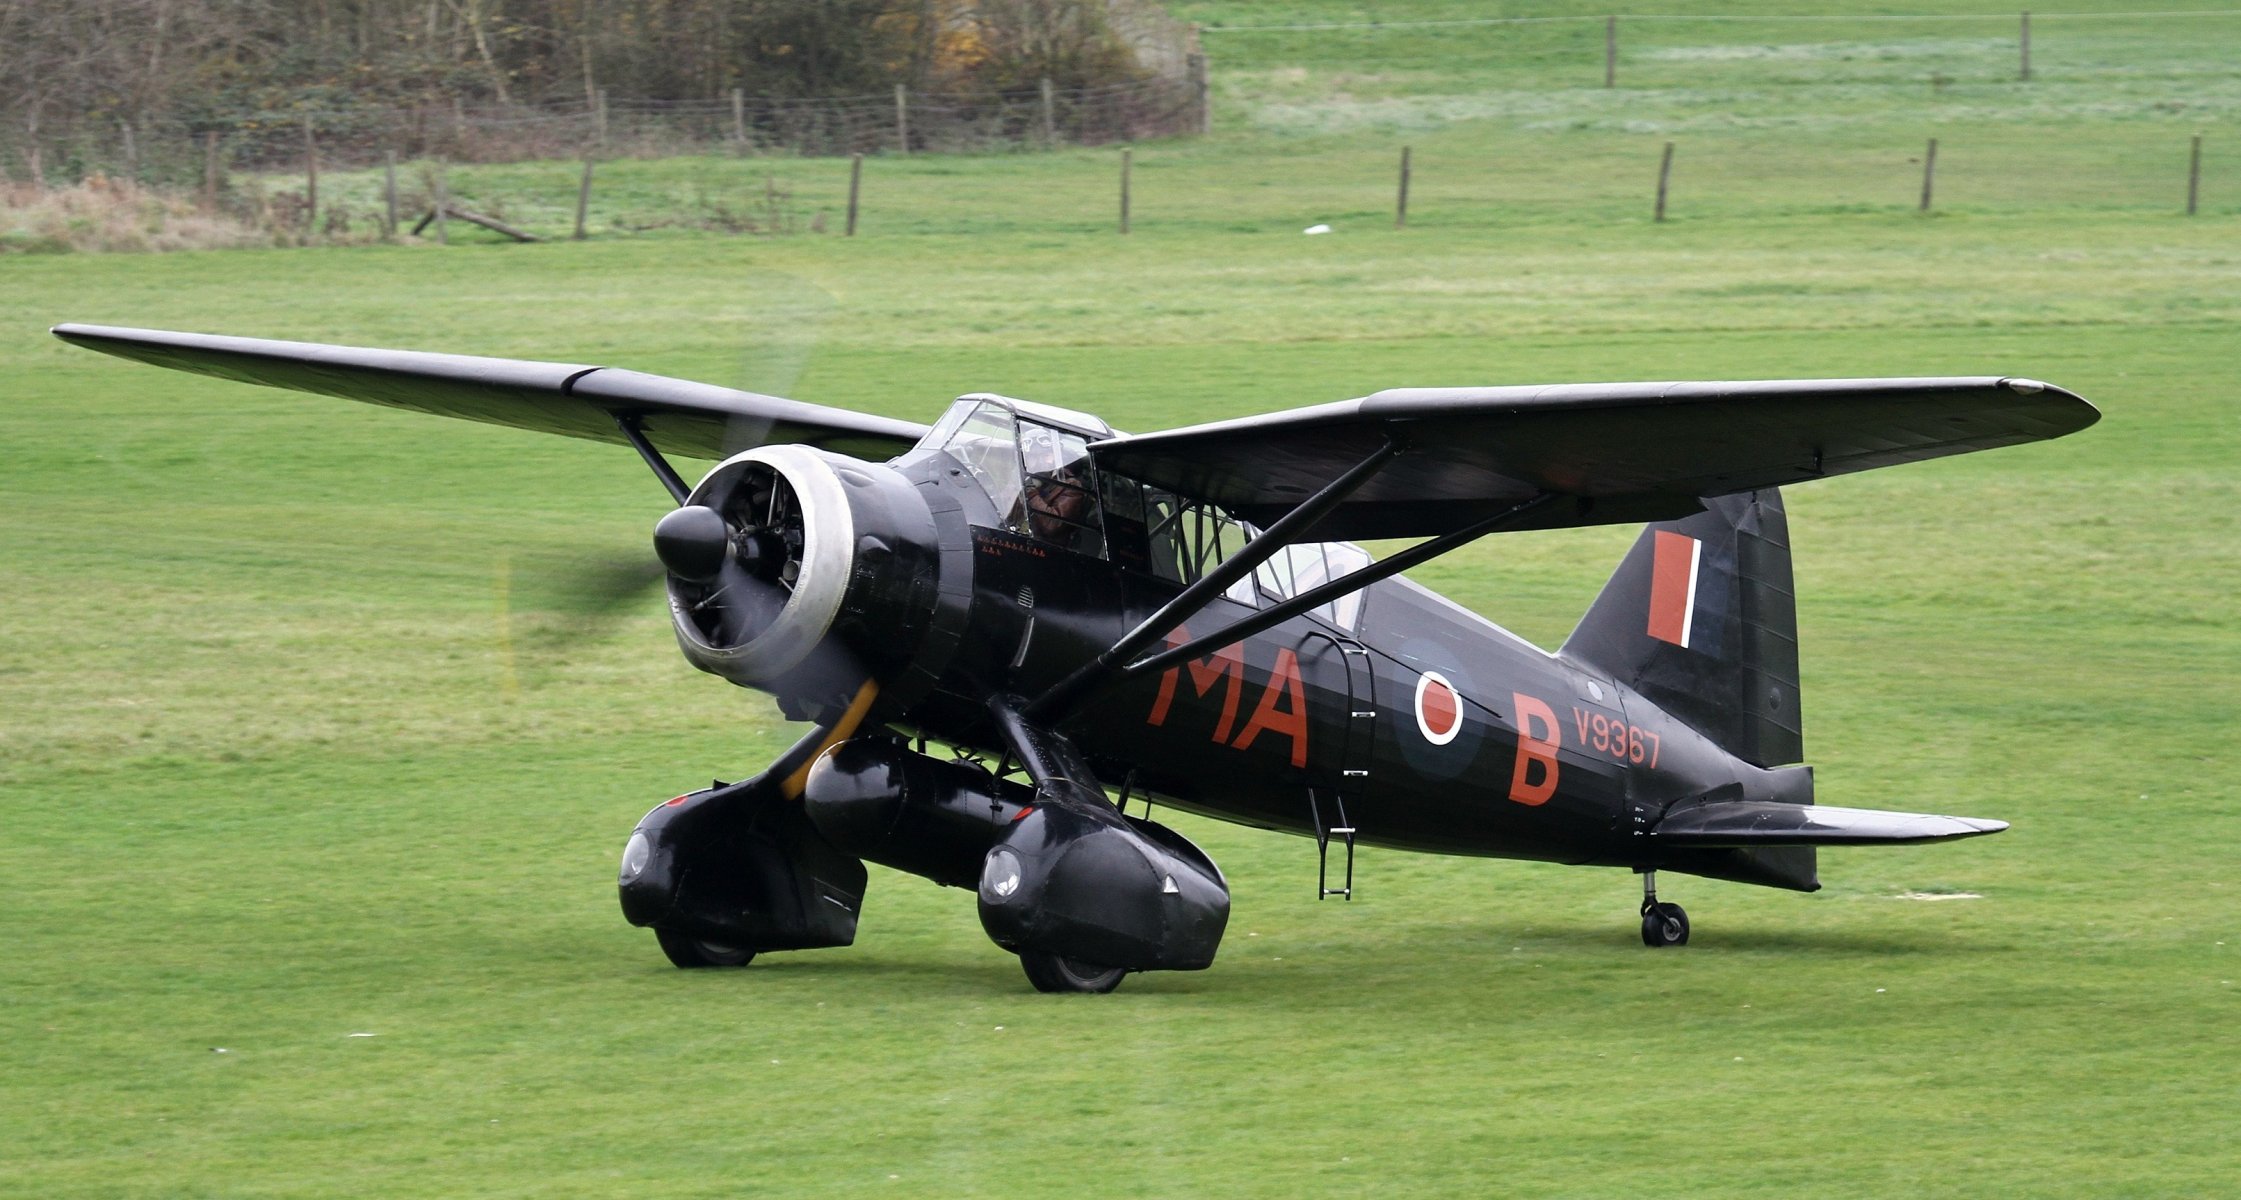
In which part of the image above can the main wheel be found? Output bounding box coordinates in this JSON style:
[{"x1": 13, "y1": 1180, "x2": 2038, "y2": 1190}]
[
  {"x1": 1019, "y1": 951, "x2": 1127, "y2": 994},
  {"x1": 655, "y1": 927, "x2": 757, "y2": 969},
  {"x1": 1640, "y1": 902, "x2": 1690, "y2": 948}
]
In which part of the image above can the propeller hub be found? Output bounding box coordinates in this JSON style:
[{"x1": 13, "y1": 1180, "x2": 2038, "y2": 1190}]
[{"x1": 653, "y1": 505, "x2": 732, "y2": 582}]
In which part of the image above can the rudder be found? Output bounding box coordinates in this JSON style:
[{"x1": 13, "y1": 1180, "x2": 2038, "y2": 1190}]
[{"x1": 1560, "y1": 488, "x2": 1803, "y2": 768}]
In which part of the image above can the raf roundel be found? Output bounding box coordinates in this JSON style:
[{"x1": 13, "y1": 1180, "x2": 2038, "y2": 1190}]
[{"x1": 1414, "y1": 670, "x2": 1464, "y2": 746}]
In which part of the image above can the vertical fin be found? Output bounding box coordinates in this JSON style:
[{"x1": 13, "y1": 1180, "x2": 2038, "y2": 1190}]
[{"x1": 1560, "y1": 488, "x2": 1803, "y2": 768}]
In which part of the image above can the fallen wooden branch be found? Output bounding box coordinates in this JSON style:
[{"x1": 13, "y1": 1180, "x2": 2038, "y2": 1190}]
[{"x1": 410, "y1": 203, "x2": 540, "y2": 242}]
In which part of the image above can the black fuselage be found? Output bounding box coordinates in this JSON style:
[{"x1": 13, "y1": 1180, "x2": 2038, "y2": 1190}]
[{"x1": 880, "y1": 447, "x2": 1803, "y2": 891}]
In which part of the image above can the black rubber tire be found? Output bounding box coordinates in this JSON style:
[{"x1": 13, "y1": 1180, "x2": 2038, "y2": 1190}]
[
  {"x1": 1019, "y1": 951, "x2": 1127, "y2": 994},
  {"x1": 655, "y1": 927, "x2": 757, "y2": 969},
  {"x1": 1640, "y1": 902, "x2": 1690, "y2": 948}
]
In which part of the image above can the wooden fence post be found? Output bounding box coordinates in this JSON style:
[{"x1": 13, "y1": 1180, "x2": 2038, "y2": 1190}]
[
  {"x1": 2188, "y1": 134, "x2": 2202, "y2": 215},
  {"x1": 847, "y1": 152, "x2": 863, "y2": 236},
  {"x1": 1606, "y1": 16, "x2": 1618, "y2": 88},
  {"x1": 202, "y1": 131, "x2": 221, "y2": 210},
  {"x1": 732, "y1": 88, "x2": 747, "y2": 147},
  {"x1": 1920, "y1": 137, "x2": 1938, "y2": 212},
  {"x1": 894, "y1": 84, "x2": 910, "y2": 155},
  {"x1": 120, "y1": 120, "x2": 138, "y2": 181},
  {"x1": 2020, "y1": 11, "x2": 2032, "y2": 82},
  {"x1": 435, "y1": 164, "x2": 449, "y2": 245},
  {"x1": 384, "y1": 151, "x2": 399, "y2": 238},
  {"x1": 575, "y1": 158, "x2": 595, "y2": 239},
  {"x1": 1396, "y1": 145, "x2": 1412, "y2": 229},
  {"x1": 596, "y1": 88, "x2": 609, "y2": 145},
  {"x1": 1040, "y1": 77, "x2": 1056, "y2": 146},
  {"x1": 1189, "y1": 51, "x2": 1210, "y2": 134},
  {"x1": 1654, "y1": 141, "x2": 1674, "y2": 222},
  {"x1": 1119, "y1": 148, "x2": 1132, "y2": 234},
  {"x1": 303, "y1": 116, "x2": 319, "y2": 234}
]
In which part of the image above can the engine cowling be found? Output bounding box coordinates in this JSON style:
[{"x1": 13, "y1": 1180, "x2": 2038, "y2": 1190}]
[{"x1": 662, "y1": 445, "x2": 946, "y2": 711}]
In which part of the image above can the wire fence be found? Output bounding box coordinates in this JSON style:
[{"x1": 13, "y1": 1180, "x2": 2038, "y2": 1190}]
[
  {"x1": 1199, "y1": 8, "x2": 2241, "y2": 33},
  {"x1": 2, "y1": 73, "x2": 1209, "y2": 192},
  {"x1": 1199, "y1": 7, "x2": 2241, "y2": 101},
  {"x1": 3, "y1": 8, "x2": 2232, "y2": 250}
]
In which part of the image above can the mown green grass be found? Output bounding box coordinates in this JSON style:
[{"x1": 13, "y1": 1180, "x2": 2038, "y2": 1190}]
[{"x1": 6, "y1": 3, "x2": 2239, "y2": 1197}]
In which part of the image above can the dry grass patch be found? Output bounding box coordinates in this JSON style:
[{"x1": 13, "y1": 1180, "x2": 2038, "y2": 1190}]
[{"x1": 1, "y1": 177, "x2": 272, "y2": 254}]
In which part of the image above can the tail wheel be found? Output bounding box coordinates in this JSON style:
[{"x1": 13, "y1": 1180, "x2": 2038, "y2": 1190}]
[
  {"x1": 1640, "y1": 902, "x2": 1690, "y2": 948},
  {"x1": 655, "y1": 927, "x2": 757, "y2": 969},
  {"x1": 1020, "y1": 951, "x2": 1127, "y2": 994}
]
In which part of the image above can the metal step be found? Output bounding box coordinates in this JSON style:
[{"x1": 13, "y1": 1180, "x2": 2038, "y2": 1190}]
[{"x1": 1308, "y1": 789, "x2": 1357, "y2": 901}]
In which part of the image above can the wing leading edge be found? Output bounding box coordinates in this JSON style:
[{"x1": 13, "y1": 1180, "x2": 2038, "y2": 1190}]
[
  {"x1": 51, "y1": 324, "x2": 928, "y2": 462},
  {"x1": 1091, "y1": 377, "x2": 2099, "y2": 541},
  {"x1": 60, "y1": 328, "x2": 2097, "y2": 539}
]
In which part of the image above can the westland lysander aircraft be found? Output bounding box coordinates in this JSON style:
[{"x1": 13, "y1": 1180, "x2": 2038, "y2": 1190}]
[{"x1": 56, "y1": 324, "x2": 2098, "y2": 992}]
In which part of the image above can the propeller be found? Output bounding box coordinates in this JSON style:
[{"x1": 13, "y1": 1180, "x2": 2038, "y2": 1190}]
[
  {"x1": 520, "y1": 266, "x2": 830, "y2": 580},
  {"x1": 674, "y1": 271, "x2": 836, "y2": 646},
  {"x1": 660, "y1": 455, "x2": 851, "y2": 693},
  {"x1": 653, "y1": 503, "x2": 794, "y2": 585},
  {"x1": 512, "y1": 270, "x2": 873, "y2": 709},
  {"x1": 722, "y1": 270, "x2": 837, "y2": 457}
]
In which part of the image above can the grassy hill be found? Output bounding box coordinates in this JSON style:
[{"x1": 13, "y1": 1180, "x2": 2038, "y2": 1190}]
[{"x1": 3, "y1": 3, "x2": 2235, "y2": 1196}]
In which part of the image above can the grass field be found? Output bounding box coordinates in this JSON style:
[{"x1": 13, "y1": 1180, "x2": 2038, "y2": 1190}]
[
  {"x1": 259, "y1": 0, "x2": 2241, "y2": 244},
  {"x1": 5, "y1": 3, "x2": 2239, "y2": 1197}
]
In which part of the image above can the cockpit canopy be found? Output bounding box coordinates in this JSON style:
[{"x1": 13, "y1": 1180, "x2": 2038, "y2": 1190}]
[
  {"x1": 922, "y1": 395, "x2": 1109, "y2": 558},
  {"x1": 917, "y1": 395, "x2": 1369, "y2": 630}
]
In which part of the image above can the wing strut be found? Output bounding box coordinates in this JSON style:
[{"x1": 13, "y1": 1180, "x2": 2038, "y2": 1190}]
[
  {"x1": 1026, "y1": 437, "x2": 1402, "y2": 724},
  {"x1": 1122, "y1": 492, "x2": 1563, "y2": 680},
  {"x1": 616, "y1": 413, "x2": 692, "y2": 505}
]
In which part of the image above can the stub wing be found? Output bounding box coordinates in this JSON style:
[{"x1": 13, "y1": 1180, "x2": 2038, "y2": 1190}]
[
  {"x1": 51, "y1": 324, "x2": 928, "y2": 463},
  {"x1": 1649, "y1": 800, "x2": 2008, "y2": 847},
  {"x1": 1092, "y1": 377, "x2": 2098, "y2": 540}
]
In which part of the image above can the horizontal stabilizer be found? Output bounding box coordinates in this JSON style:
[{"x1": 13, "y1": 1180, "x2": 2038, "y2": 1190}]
[
  {"x1": 50, "y1": 324, "x2": 928, "y2": 462},
  {"x1": 1649, "y1": 801, "x2": 2007, "y2": 847}
]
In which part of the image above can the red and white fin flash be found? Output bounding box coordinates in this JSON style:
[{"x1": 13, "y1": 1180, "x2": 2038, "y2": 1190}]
[{"x1": 1646, "y1": 531, "x2": 1702, "y2": 648}]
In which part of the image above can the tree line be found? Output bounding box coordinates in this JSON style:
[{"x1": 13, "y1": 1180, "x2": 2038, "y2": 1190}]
[{"x1": 2, "y1": 1, "x2": 1187, "y2": 155}]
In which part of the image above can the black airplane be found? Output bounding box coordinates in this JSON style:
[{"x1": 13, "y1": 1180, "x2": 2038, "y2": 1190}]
[{"x1": 54, "y1": 323, "x2": 2099, "y2": 993}]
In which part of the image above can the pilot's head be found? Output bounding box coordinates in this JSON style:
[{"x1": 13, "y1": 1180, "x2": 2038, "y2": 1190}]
[{"x1": 1022, "y1": 426, "x2": 1062, "y2": 477}]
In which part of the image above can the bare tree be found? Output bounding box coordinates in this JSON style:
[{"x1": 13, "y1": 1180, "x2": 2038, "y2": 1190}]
[
  {"x1": 439, "y1": 0, "x2": 514, "y2": 104},
  {"x1": 0, "y1": 0, "x2": 1178, "y2": 183}
]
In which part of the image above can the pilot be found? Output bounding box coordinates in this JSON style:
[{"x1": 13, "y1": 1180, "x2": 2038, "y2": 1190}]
[{"x1": 1021, "y1": 428, "x2": 1099, "y2": 552}]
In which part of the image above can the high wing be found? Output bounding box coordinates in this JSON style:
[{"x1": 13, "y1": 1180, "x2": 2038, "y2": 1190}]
[
  {"x1": 1092, "y1": 377, "x2": 2099, "y2": 540},
  {"x1": 1648, "y1": 801, "x2": 2008, "y2": 846},
  {"x1": 50, "y1": 324, "x2": 928, "y2": 463}
]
